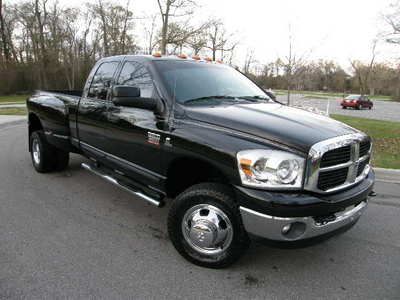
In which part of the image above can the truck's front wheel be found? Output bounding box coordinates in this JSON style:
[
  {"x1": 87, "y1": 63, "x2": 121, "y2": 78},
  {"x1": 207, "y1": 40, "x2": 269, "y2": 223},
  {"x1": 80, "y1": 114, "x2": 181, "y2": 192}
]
[
  {"x1": 30, "y1": 131, "x2": 69, "y2": 173},
  {"x1": 168, "y1": 183, "x2": 249, "y2": 268}
]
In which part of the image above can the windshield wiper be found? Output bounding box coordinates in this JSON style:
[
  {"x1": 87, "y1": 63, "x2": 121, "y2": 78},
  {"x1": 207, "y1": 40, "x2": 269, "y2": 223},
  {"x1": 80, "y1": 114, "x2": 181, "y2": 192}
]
[
  {"x1": 184, "y1": 95, "x2": 236, "y2": 104},
  {"x1": 236, "y1": 95, "x2": 270, "y2": 102}
]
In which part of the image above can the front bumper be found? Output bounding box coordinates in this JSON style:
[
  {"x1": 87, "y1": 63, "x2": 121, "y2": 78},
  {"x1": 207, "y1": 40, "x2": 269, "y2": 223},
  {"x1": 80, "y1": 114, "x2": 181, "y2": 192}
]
[
  {"x1": 236, "y1": 169, "x2": 374, "y2": 242},
  {"x1": 240, "y1": 201, "x2": 367, "y2": 241}
]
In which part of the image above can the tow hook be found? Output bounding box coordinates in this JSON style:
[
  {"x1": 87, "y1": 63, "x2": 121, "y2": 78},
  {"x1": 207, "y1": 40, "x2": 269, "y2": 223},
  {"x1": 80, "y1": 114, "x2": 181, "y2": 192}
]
[{"x1": 369, "y1": 191, "x2": 377, "y2": 197}]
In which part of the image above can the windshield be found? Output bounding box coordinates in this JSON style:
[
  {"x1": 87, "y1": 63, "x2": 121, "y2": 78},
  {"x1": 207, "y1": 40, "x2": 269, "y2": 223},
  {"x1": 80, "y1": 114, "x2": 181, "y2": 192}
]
[
  {"x1": 345, "y1": 95, "x2": 360, "y2": 100},
  {"x1": 153, "y1": 60, "x2": 271, "y2": 105}
]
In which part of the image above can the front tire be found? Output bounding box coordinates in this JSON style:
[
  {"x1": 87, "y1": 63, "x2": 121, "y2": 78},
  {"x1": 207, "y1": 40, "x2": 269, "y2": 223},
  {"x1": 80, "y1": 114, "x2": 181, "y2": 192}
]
[
  {"x1": 30, "y1": 131, "x2": 69, "y2": 173},
  {"x1": 168, "y1": 183, "x2": 249, "y2": 268}
]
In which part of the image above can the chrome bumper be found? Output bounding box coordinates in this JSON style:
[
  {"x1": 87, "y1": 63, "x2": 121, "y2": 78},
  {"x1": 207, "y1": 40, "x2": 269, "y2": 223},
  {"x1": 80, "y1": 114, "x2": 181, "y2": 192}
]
[{"x1": 240, "y1": 201, "x2": 367, "y2": 241}]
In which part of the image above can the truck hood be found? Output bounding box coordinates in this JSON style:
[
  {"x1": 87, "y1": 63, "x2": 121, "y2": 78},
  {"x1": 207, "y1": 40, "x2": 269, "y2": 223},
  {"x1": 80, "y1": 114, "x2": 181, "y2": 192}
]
[{"x1": 184, "y1": 103, "x2": 358, "y2": 153}]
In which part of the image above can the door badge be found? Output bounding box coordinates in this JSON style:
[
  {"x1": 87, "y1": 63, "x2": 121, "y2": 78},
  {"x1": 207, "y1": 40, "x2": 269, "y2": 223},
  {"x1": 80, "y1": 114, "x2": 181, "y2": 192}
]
[{"x1": 147, "y1": 132, "x2": 161, "y2": 145}]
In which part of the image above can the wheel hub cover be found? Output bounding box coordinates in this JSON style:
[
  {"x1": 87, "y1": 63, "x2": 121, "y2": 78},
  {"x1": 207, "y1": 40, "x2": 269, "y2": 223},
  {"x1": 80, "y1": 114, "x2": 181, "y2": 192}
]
[
  {"x1": 189, "y1": 220, "x2": 217, "y2": 248},
  {"x1": 182, "y1": 204, "x2": 233, "y2": 256}
]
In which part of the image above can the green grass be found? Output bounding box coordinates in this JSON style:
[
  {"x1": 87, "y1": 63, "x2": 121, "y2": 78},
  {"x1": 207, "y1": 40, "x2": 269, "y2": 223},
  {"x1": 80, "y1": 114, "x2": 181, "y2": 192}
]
[
  {"x1": 0, "y1": 94, "x2": 29, "y2": 104},
  {"x1": 275, "y1": 90, "x2": 394, "y2": 101},
  {"x1": 0, "y1": 107, "x2": 27, "y2": 115},
  {"x1": 331, "y1": 114, "x2": 400, "y2": 169}
]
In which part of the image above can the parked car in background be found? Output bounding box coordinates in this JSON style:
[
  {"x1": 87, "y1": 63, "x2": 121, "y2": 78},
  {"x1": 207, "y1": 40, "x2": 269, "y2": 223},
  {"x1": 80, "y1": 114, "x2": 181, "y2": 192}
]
[{"x1": 341, "y1": 95, "x2": 373, "y2": 110}]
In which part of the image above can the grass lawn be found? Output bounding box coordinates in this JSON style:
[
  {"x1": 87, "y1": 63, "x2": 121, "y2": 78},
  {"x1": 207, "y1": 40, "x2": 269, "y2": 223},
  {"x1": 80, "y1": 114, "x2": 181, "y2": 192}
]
[
  {"x1": 0, "y1": 94, "x2": 29, "y2": 104},
  {"x1": 276, "y1": 90, "x2": 394, "y2": 101},
  {"x1": 0, "y1": 107, "x2": 27, "y2": 116},
  {"x1": 331, "y1": 114, "x2": 400, "y2": 169}
]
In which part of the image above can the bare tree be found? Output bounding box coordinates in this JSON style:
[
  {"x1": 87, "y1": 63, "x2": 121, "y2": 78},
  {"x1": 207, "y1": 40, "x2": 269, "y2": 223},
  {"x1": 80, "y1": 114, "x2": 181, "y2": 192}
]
[
  {"x1": 89, "y1": 0, "x2": 137, "y2": 56},
  {"x1": 243, "y1": 49, "x2": 256, "y2": 75},
  {"x1": 350, "y1": 40, "x2": 377, "y2": 95},
  {"x1": 156, "y1": 0, "x2": 195, "y2": 54},
  {"x1": 282, "y1": 25, "x2": 307, "y2": 105},
  {"x1": 187, "y1": 29, "x2": 207, "y2": 55},
  {"x1": 205, "y1": 19, "x2": 236, "y2": 61},
  {"x1": 0, "y1": 0, "x2": 11, "y2": 63},
  {"x1": 162, "y1": 20, "x2": 208, "y2": 54},
  {"x1": 143, "y1": 14, "x2": 157, "y2": 54},
  {"x1": 384, "y1": 1, "x2": 400, "y2": 44}
]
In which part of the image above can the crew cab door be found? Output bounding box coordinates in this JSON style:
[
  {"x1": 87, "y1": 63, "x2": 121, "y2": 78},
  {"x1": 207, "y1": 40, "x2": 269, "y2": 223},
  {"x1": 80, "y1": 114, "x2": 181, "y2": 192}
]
[
  {"x1": 77, "y1": 61, "x2": 120, "y2": 157},
  {"x1": 101, "y1": 60, "x2": 166, "y2": 188}
]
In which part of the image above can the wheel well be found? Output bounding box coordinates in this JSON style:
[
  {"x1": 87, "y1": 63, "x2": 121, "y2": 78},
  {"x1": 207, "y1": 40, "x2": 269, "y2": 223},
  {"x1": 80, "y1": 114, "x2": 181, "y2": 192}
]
[
  {"x1": 28, "y1": 113, "x2": 43, "y2": 151},
  {"x1": 165, "y1": 158, "x2": 230, "y2": 198}
]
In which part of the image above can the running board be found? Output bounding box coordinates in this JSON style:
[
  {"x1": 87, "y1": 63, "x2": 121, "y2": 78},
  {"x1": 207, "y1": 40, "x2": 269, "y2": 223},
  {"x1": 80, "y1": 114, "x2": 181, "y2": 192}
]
[{"x1": 81, "y1": 162, "x2": 163, "y2": 207}]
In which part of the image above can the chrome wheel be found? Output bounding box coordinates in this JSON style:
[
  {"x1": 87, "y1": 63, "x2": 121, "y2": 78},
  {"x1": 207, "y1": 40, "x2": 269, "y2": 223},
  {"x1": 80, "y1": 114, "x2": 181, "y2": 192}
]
[
  {"x1": 32, "y1": 139, "x2": 40, "y2": 165},
  {"x1": 182, "y1": 204, "x2": 233, "y2": 256}
]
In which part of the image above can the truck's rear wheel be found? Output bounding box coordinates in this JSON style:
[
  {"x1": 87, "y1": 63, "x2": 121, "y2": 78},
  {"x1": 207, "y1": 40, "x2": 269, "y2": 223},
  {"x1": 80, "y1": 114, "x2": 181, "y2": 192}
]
[
  {"x1": 168, "y1": 183, "x2": 249, "y2": 268},
  {"x1": 30, "y1": 131, "x2": 69, "y2": 173}
]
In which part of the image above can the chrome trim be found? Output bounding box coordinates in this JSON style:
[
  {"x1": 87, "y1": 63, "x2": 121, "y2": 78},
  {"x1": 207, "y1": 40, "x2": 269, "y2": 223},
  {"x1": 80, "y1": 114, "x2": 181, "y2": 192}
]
[
  {"x1": 181, "y1": 204, "x2": 233, "y2": 256},
  {"x1": 81, "y1": 162, "x2": 162, "y2": 207},
  {"x1": 305, "y1": 133, "x2": 371, "y2": 194},
  {"x1": 319, "y1": 161, "x2": 353, "y2": 172},
  {"x1": 53, "y1": 133, "x2": 69, "y2": 140},
  {"x1": 240, "y1": 201, "x2": 367, "y2": 241},
  {"x1": 32, "y1": 138, "x2": 40, "y2": 165},
  {"x1": 44, "y1": 130, "x2": 70, "y2": 140}
]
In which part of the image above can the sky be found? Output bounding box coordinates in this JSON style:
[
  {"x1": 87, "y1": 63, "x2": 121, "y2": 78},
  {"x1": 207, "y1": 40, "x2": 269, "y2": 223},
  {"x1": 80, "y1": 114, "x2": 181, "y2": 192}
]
[{"x1": 9, "y1": 0, "x2": 399, "y2": 69}]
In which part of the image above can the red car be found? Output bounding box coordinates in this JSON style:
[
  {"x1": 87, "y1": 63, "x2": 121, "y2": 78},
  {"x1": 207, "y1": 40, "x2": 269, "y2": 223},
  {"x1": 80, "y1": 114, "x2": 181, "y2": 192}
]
[{"x1": 341, "y1": 95, "x2": 373, "y2": 110}]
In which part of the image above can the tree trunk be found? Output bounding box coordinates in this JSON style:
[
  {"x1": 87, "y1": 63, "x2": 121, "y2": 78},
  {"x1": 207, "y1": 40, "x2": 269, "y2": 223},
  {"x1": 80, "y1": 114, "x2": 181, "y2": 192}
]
[
  {"x1": 0, "y1": 0, "x2": 11, "y2": 62},
  {"x1": 160, "y1": 0, "x2": 170, "y2": 55},
  {"x1": 35, "y1": 0, "x2": 49, "y2": 89}
]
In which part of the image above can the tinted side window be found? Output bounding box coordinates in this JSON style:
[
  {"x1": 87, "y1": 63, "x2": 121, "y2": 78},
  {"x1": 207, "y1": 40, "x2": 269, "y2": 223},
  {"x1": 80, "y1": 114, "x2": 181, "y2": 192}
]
[
  {"x1": 117, "y1": 62, "x2": 154, "y2": 98},
  {"x1": 88, "y1": 62, "x2": 119, "y2": 100}
]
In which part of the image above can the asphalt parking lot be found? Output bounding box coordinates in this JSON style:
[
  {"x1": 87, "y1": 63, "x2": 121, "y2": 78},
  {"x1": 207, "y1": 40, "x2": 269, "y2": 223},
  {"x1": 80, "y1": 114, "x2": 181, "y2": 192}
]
[
  {"x1": 0, "y1": 122, "x2": 399, "y2": 299},
  {"x1": 277, "y1": 94, "x2": 400, "y2": 122}
]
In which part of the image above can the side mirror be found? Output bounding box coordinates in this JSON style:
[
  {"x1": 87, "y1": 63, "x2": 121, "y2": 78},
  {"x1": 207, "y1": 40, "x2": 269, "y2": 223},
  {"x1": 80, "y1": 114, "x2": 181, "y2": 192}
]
[{"x1": 112, "y1": 85, "x2": 157, "y2": 111}]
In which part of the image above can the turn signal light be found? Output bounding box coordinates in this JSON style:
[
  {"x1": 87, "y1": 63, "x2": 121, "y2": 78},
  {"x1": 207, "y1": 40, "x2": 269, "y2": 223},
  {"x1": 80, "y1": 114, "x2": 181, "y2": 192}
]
[
  {"x1": 239, "y1": 158, "x2": 253, "y2": 177},
  {"x1": 192, "y1": 55, "x2": 201, "y2": 60},
  {"x1": 204, "y1": 57, "x2": 213, "y2": 62},
  {"x1": 177, "y1": 53, "x2": 187, "y2": 59},
  {"x1": 152, "y1": 52, "x2": 162, "y2": 57}
]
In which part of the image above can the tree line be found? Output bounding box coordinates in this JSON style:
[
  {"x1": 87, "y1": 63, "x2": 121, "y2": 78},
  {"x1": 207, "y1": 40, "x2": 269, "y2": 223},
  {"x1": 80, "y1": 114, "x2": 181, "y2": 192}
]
[{"x1": 0, "y1": 0, "x2": 399, "y2": 100}]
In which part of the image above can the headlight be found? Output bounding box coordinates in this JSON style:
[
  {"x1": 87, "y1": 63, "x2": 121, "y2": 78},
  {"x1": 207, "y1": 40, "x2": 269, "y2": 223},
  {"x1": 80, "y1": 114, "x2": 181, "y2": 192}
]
[{"x1": 237, "y1": 150, "x2": 305, "y2": 189}]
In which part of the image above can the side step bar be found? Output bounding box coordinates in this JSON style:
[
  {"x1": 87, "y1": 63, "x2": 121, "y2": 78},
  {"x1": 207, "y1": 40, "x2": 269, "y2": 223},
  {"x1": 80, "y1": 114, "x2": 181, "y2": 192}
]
[{"x1": 81, "y1": 162, "x2": 163, "y2": 207}]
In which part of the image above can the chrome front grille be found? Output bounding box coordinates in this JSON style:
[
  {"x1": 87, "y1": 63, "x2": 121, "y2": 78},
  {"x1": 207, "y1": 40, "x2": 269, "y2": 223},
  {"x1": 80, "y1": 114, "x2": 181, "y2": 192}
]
[
  {"x1": 317, "y1": 167, "x2": 349, "y2": 191},
  {"x1": 305, "y1": 133, "x2": 372, "y2": 193},
  {"x1": 319, "y1": 145, "x2": 351, "y2": 168}
]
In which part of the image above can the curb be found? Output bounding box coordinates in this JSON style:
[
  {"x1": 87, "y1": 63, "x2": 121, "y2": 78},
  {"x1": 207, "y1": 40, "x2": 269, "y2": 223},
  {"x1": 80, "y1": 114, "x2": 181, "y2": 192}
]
[{"x1": 374, "y1": 168, "x2": 400, "y2": 184}]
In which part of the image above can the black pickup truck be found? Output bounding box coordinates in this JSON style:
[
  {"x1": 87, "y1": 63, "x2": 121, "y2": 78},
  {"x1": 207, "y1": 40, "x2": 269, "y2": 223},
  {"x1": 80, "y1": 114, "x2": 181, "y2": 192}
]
[{"x1": 27, "y1": 55, "x2": 374, "y2": 268}]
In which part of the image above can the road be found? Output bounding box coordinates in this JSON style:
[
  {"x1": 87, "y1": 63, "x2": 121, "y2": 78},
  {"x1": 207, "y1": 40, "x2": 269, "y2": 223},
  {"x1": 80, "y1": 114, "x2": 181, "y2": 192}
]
[
  {"x1": 277, "y1": 94, "x2": 400, "y2": 122},
  {"x1": 0, "y1": 122, "x2": 399, "y2": 299}
]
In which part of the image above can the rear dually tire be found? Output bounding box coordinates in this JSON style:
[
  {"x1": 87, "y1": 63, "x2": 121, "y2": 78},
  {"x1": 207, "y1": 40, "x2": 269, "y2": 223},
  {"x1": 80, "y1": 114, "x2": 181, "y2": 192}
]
[{"x1": 30, "y1": 130, "x2": 69, "y2": 173}]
